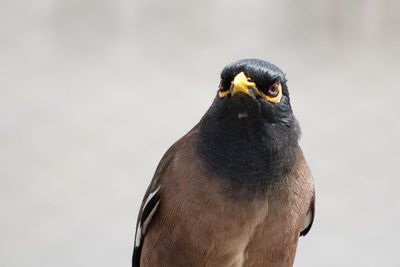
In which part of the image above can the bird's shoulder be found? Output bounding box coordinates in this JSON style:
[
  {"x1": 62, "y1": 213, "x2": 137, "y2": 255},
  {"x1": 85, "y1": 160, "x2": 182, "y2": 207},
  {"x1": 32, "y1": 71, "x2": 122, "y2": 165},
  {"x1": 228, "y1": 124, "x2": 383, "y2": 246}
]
[{"x1": 132, "y1": 125, "x2": 199, "y2": 267}]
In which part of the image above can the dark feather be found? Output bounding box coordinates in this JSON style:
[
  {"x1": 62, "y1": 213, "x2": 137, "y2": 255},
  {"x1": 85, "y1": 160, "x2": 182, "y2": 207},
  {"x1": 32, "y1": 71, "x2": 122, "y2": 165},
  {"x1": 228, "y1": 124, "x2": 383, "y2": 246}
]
[{"x1": 132, "y1": 149, "x2": 175, "y2": 267}]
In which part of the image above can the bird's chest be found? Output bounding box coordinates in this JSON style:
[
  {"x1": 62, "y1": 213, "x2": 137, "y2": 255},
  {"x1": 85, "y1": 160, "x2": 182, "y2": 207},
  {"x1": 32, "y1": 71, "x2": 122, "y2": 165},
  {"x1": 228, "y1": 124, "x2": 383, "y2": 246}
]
[
  {"x1": 241, "y1": 175, "x2": 314, "y2": 266},
  {"x1": 180, "y1": 179, "x2": 311, "y2": 267},
  {"x1": 155, "y1": 140, "x2": 313, "y2": 267}
]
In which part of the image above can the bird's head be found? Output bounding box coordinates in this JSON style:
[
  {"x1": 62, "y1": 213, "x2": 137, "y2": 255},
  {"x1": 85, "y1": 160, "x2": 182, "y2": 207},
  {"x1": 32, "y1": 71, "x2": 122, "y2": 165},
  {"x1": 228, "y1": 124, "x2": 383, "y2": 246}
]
[
  {"x1": 216, "y1": 58, "x2": 295, "y2": 125},
  {"x1": 197, "y1": 59, "x2": 300, "y2": 192}
]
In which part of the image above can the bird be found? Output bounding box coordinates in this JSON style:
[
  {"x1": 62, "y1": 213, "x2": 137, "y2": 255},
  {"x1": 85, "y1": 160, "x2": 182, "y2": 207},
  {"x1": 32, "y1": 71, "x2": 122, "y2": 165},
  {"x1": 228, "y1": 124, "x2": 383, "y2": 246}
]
[{"x1": 132, "y1": 59, "x2": 315, "y2": 267}]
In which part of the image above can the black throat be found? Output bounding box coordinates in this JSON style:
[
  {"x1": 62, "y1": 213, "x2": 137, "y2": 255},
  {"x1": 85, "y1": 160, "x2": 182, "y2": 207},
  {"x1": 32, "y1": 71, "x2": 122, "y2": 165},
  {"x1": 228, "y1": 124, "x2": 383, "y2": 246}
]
[{"x1": 196, "y1": 94, "x2": 300, "y2": 194}]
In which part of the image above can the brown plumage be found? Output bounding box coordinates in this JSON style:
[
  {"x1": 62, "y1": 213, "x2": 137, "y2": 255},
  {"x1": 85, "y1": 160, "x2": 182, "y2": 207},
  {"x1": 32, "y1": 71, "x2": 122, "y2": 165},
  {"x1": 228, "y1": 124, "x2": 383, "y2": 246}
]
[{"x1": 132, "y1": 59, "x2": 315, "y2": 267}]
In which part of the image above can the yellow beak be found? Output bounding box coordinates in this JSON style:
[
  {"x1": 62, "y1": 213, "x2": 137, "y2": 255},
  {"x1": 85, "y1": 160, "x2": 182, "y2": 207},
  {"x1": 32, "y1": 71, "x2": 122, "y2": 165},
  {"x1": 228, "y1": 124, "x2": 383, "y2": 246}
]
[
  {"x1": 231, "y1": 72, "x2": 258, "y2": 98},
  {"x1": 218, "y1": 71, "x2": 259, "y2": 99}
]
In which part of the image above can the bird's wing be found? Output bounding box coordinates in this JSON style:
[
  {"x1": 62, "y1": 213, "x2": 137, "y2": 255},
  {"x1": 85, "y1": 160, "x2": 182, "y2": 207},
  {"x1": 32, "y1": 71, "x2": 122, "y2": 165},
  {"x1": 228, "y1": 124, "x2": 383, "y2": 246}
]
[
  {"x1": 300, "y1": 192, "x2": 315, "y2": 236},
  {"x1": 132, "y1": 148, "x2": 176, "y2": 267}
]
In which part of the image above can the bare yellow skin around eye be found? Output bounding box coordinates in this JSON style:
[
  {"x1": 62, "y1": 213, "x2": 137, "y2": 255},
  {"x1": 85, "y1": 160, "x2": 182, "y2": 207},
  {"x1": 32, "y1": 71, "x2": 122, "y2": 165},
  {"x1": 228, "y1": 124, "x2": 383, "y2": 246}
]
[
  {"x1": 261, "y1": 83, "x2": 282, "y2": 103},
  {"x1": 218, "y1": 72, "x2": 283, "y2": 103}
]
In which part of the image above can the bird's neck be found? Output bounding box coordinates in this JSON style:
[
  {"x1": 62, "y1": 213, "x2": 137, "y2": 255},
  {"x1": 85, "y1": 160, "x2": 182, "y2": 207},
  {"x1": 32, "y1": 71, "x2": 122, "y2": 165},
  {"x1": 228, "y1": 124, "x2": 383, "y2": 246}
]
[{"x1": 196, "y1": 105, "x2": 300, "y2": 193}]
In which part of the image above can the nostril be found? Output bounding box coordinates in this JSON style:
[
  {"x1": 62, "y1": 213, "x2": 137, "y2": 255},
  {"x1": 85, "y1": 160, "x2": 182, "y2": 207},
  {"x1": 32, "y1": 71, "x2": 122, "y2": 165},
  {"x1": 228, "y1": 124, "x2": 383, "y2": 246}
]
[{"x1": 248, "y1": 87, "x2": 259, "y2": 97}]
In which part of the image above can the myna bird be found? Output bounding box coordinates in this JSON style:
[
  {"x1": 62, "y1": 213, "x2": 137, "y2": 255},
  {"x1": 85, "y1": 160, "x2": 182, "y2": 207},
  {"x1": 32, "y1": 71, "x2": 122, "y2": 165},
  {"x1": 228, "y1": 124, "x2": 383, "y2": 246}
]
[{"x1": 132, "y1": 59, "x2": 315, "y2": 267}]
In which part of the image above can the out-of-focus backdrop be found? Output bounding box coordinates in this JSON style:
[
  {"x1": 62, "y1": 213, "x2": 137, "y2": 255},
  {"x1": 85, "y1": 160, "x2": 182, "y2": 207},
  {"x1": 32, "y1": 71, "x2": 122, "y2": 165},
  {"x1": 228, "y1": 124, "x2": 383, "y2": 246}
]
[{"x1": 1, "y1": 0, "x2": 399, "y2": 266}]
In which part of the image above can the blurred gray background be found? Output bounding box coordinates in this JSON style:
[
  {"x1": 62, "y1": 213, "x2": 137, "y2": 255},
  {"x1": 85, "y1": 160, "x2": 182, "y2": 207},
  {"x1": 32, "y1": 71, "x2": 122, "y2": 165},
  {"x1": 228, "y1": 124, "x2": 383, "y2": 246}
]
[{"x1": 1, "y1": 0, "x2": 400, "y2": 266}]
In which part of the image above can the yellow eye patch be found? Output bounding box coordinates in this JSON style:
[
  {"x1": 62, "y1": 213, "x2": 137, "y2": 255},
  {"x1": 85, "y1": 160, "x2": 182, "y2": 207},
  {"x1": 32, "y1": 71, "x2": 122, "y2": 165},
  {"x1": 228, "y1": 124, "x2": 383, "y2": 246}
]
[{"x1": 260, "y1": 83, "x2": 282, "y2": 103}]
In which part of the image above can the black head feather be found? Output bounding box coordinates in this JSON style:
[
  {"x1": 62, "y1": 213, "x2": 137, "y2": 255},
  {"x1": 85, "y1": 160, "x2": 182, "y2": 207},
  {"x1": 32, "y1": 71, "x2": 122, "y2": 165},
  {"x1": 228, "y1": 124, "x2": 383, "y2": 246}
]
[
  {"x1": 196, "y1": 59, "x2": 300, "y2": 196},
  {"x1": 220, "y1": 58, "x2": 289, "y2": 97}
]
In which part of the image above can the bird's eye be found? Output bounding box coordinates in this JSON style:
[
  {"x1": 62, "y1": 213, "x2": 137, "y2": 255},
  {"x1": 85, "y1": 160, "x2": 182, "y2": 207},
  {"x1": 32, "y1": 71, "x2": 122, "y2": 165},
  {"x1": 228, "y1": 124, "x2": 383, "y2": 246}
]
[
  {"x1": 260, "y1": 82, "x2": 282, "y2": 103},
  {"x1": 267, "y1": 83, "x2": 280, "y2": 97}
]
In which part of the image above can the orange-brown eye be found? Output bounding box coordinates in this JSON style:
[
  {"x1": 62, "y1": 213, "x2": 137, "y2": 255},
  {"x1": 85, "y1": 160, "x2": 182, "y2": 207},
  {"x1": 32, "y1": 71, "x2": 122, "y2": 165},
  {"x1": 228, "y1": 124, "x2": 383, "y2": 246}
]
[{"x1": 267, "y1": 83, "x2": 280, "y2": 97}]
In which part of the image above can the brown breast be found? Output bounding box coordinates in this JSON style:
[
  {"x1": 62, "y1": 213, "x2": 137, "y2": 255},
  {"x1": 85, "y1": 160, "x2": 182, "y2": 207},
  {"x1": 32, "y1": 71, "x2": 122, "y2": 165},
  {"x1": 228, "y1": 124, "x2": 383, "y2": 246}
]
[{"x1": 141, "y1": 129, "x2": 314, "y2": 267}]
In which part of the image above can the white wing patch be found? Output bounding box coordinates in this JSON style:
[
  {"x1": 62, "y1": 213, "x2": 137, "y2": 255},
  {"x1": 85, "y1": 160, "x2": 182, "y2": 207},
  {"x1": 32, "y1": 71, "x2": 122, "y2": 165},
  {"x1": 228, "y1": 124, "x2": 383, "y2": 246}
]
[
  {"x1": 135, "y1": 224, "x2": 142, "y2": 247},
  {"x1": 301, "y1": 206, "x2": 312, "y2": 233},
  {"x1": 143, "y1": 186, "x2": 160, "y2": 209},
  {"x1": 134, "y1": 186, "x2": 161, "y2": 248},
  {"x1": 142, "y1": 201, "x2": 159, "y2": 235}
]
